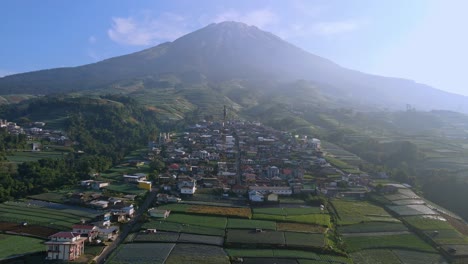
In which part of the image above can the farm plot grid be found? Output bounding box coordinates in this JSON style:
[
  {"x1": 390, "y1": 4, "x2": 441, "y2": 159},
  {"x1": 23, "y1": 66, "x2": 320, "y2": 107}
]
[
  {"x1": 164, "y1": 243, "x2": 230, "y2": 264},
  {"x1": 108, "y1": 243, "x2": 175, "y2": 264},
  {"x1": 331, "y1": 199, "x2": 398, "y2": 225},
  {"x1": 343, "y1": 233, "x2": 437, "y2": 253},
  {"x1": 350, "y1": 249, "x2": 446, "y2": 264},
  {"x1": 0, "y1": 202, "x2": 98, "y2": 229}
]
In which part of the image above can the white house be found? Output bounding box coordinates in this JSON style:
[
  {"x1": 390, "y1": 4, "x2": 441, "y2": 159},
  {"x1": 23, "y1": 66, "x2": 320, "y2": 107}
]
[
  {"x1": 249, "y1": 190, "x2": 264, "y2": 202},
  {"x1": 45, "y1": 232, "x2": 86, "y2": 261}
]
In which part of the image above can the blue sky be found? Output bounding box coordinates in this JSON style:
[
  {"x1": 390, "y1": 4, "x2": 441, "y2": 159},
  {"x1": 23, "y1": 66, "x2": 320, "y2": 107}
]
[{"x1": 1, "y1": 0, "x2": 468, "y2": 95}]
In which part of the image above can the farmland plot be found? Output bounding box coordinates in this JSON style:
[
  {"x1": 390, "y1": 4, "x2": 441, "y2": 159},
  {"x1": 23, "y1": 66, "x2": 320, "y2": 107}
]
[
  {"x1": 387, "y1": 205, "x2": 437, "y2": 216},
  {"x1": 423, "y1": 229, "x2": 468, "y2": 245},
  {"x1": 178, "y1": 233, "x2": 224, "y2": 246},
  {"x1": 338, "y1": 222, "x2": 407, "y2": 234},
  {"x1": 142, "y1": 220, "x2": 225, "y2": 236},
  {"x1": 331, "y1": 199, "x2": 397, "y2": 225},
  {"x1": 277, "y1": 222, "x2": 326, "y2": 233},
  {"x1": 107, "y1": 243, "x2": 175, "y2": 264},
  {"x1": 402, "y1": 215, "x2": 454, "y2": 230},
  {"x1": 0, "y1": 234, "x2": 45, "y2": 259},
  {"x1": 165, "y1": 244, "x2": 229, "y2": 264},
  {"x1": 284, "y1": 232, "x2": 325, "y2": 248},
  {"x1": 392, "y1": 249, "x2": 447, "y2": 264},
  {"x1": 344, "y1": 234, "x2": 436, "y2": 252},
  {"x1": 133, "y1": 231, "x2": 179, "y2": 243},
  {"x1": 226, "y1": 229, "x2": 285, "y2": 246},
  {"x1": 164, "y1": 213, "x2": 227, "y2": 229},
  {"x1": 227, "y1": 218, "x2": 276, "y2": 230}
]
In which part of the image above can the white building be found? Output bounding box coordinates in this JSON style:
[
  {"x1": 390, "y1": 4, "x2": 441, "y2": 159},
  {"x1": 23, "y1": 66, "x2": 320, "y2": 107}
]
[{"x1": 45, "y1": 232, "x2": 86, "y2": 261}]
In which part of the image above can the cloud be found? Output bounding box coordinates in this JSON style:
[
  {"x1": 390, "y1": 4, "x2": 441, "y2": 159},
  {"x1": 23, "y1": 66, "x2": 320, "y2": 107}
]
[
  {"x1": 88, "y1": 36, "x2": 97, "y2": 44},
  {"x1": 107, "y1": 12, "x2": 190, "y2": 46},
  {"x1": 212, "y1": 8, "x2": 278, "y2": 28}
]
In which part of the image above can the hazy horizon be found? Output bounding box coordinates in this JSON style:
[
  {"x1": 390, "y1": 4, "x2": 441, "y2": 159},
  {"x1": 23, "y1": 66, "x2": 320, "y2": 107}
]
[{"x1": 2, "y1": 0, "x2": 468, "y2": 96}]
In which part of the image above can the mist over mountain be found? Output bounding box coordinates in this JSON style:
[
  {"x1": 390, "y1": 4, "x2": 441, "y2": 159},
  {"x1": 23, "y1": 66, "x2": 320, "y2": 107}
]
[{"x1": 0, "y1": 21, "x2": 466, "y2": 112}]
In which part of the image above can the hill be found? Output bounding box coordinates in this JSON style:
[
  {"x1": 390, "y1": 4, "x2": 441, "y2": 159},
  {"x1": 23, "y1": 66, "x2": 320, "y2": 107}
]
[{"x1": 0, "y1": 21, "x2": 467, "y2": 113}]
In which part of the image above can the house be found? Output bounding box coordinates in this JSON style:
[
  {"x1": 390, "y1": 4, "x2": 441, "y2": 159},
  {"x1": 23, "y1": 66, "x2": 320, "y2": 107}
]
[
  {"x1": 45, "y1": 232, "x2": 86, "y2": 261},
  {"x1": 138, "y1": 180, "x2": 152, "y2": 191},
  {"x1": 249, "y1": 190, "x2": 264, "y2": 202},
  {"x1": 91, "y1": 181, "x2": 109, "y2": 190},
  {"x1": 249, "y1": 186, "x2": 292, "y2": 196},
  {"x1": 157, "y1": 193, "x2": 181, "y2": 203},
  {"x1": 123, "y1": 173, "x2": 147, "y2": 183},
  {"x1": 266, "y1": 193, "x2": 279, "y2": 202},
  {"x1": 72, "y1": 224, "x2": 98, "y2": 240},
  {"x1": 111, "y1": 204, "x2": 135, "y2": 217},
  {"x1": 97, "y1": 226, "x2": 119, "y2": 241},
  {"x1": 231, "y1": 185, "x2": 248, "y2": 195},
  {"x1": 89, "y1": 200, "x2": 109, "y2": 209},
  {"x1": 148, "y1": 208, "x2": 171, "y2": 218}
]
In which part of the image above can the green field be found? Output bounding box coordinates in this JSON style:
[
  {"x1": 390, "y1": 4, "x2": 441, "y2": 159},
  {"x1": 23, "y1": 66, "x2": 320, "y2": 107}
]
[
  {"x1": 0, "y1": 202, "x2": 99, "y2": 229},
  {"x1": 226, "y1": 229, "x2": 285, "y2": 245},
  {"x1": 331, "y1": 199, "x2": 398, "y2": 225},
  {"x1": 284, "y1": 232, "x2": 325, "y2": 248},
  {"x1": 108, "y1": 243, "x2": 175, "y2": 264},
  {"x1": 351, "y1": 249, "x2": 446, "y2": 264},
  {"x1": 344, "y1": 234, "x2": 437, "y2": 253},
  {"x1": 164, "y1": 213, "x2": 227, "y2": 229},
  {"x1": 253, "y1": 213, "x2": 330, "y2": 226},
  {"x1": 227, "y1": 218, "x2": 277, "y2": 230},
  {"x1": 338, "y1": 222, "x2": 408, "y2": 233},
  {"x1": 6, "y1": 151, "x2": 65, "y2": 163},
  {"x1": 225, "y1": 249, "x2": 351, "y2": 263},
  {"x1": 142, "y1": 220, "x2": 225, "y2": 236},
  {"x1": 253, "y1": 207, "x2": 325, "y2": 215},
  {"x1": 28, "y1": 192, "x2": 66, "y2": 203},
  {"x1": 165, "y1": 243, "x2": 229, "y2": 264},
  {"x1": 105, "y1": 183, "x2": 147, "y2": 195},
  {"x1": 0, "y1": 234, "x2": 45, "y2": 259},
  {"x1": 423, "y1": 229, "x2": 468, "y2": 245},
  {"x1": 402, "y1": 215, "x2": 455, "y2": 230}
]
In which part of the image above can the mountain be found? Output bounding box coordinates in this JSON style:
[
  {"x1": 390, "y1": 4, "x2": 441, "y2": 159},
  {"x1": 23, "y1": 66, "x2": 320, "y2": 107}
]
[{"x1": 0, "y1": 21, "x2": 467, "y2": 112}]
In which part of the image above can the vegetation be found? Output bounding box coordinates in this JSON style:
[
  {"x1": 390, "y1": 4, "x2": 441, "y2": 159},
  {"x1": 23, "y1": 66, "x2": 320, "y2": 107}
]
[
  {"x1": 343, "y1": 234, "x2": 437, "y2": 253},
  {"x1": 0, "y1": 234, "x2": 45, "y2": 259},
  {"x1": 331, "y1": 199, "x2": 398, "y2": 225}
]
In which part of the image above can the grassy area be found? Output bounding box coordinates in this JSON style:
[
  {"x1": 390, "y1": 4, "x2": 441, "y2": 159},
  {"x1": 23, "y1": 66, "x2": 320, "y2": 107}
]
[
  {"x1": 423, "y1": 229, "x2": 468, "y2": 245},
  {"x1": 225, "y1": 249, "x2": 351, "y2": 263},
  {"x1": 0, "y1": 234, "x2": 45, "y2": 259},
  {"x1": 27, "y1": 192, "x2": 66, "y2": 203},
  {"x1": 253, "y1": 213, "x2": 330, "y2": 226},
  {"x1": 165, "y1": 244, "x2": 230, "y2": 264},
  {"x1": 402, "y1": 215, "x2": 455, "y2": 230},
  {"x1": 253, "y1": 207, "x2": 324, "y2": 216},
  {"x1": 6, "y1": 151, "x2": 66, "y2": 163},
  {"x1": 108, "y1": 243, "x2": 175, "y2": 264},
  {"x1": 105, "y1": 183, "x2": 147, "y2": 195},
  {"x1": 226, "y1": 229, "x2": 285, "y2": 245},
  {"x1": 277, "y1": 222, "x2": 326, "y2": 233},
  {"x1": 141, "y1": 220, "x2": 225, "y2": 236},
  {"x1": 331, "y1": 199, "x2": 398, "y2": 225},
  {"x1": 338, "y1": 222, "x2": 407, "y2": 233},
  {"x1": 227, "y1": 218, "x2": 276, "y2": 230},
  {"x1": 164, "y1": 213, "x2": 227, "y2": 229},
  {"x1": 350, "y1": 249, "x2": 446, "y2": 264},
  {"x1": 343, "y1": 234, "x2": 437, "y2": 253},
  {"x1": 284, "y1": 232, "x2": 325, "y2": 248},
  {"x1": 0, "y1": 202, "x2": 98, "y2": 229}
]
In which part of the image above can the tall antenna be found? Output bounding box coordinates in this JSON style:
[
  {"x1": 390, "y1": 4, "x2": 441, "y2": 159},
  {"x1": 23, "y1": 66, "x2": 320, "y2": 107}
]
[{"x1": 223, "y1": 105, "x2": 227, "y2": 127}]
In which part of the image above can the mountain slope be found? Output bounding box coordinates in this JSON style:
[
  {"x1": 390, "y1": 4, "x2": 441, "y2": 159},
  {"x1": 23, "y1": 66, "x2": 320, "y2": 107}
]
[{"x1": 0, "y1": 21, "x2": 467, "y2": 112}]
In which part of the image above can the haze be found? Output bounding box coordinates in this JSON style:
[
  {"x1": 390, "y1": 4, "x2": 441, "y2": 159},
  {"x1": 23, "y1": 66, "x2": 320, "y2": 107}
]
[{"x1": 1, "y1": 0, "x2": 468, "y2": 96}]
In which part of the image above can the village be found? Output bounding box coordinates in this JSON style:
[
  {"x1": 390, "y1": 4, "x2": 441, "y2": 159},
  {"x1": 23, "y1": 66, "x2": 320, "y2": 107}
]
[{"x1": 2, "y1": 118, "x2": 468, "y2": 263}]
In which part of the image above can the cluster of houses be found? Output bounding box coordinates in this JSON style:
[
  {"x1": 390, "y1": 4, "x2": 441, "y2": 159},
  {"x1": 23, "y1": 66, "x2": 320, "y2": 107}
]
[
  {"x1": 146, "y1": 120, "x2": 372, "y2": 203},
  {"x1": 0, "y1": 119, "x2": 74, "y2": 149}
]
